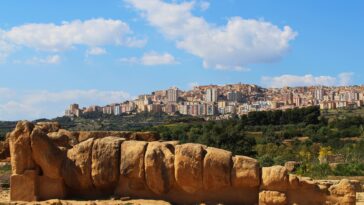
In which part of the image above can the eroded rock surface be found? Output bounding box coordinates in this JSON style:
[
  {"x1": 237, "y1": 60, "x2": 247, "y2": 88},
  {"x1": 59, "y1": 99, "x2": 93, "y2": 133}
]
[{"x1": 8, "y1": 121, "x2": 358, "y2": 205}]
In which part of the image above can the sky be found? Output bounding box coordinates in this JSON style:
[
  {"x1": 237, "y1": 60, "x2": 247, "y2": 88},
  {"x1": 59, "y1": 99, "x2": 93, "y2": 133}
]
[{"x1": 0, "y1": 0, "x2": 364, "y2": 120}]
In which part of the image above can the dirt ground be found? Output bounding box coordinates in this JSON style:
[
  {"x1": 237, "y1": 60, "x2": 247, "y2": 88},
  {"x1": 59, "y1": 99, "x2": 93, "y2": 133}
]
[
  {"x1": 0, "y1": 188, "x2": 171, "y2": 205},
  {"x1": 358, "y1": 192, "x2": 364, "y2": 205}
]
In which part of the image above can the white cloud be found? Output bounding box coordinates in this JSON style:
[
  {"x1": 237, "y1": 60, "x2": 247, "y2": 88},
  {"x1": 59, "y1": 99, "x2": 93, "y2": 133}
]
[
  {"x1": 188, "y1": 82, "x2": 199, "y2": 89},
  {"x1": 86, "y1": 47, "x2": 107, "y2": 56},
  {"x1": 199, "y1": 1, "x2": 210, "y2": 11},
  {"x1": 0, "y1": 18, "x2": 146, "y2": 61},
  {"x1": 125, "y1": 0, "x2": 297, "y2": 71},
  {"x1": 120, "y1": 52, "x2": 178, "y2": 66},
  {"x1": 338, "y1": 72, "x2": 354, "y2": 86},
  {"x1": 0, "y1": 88, "x2": 133, "y2": 121},
  {"x1": 22, "y1": 55, "x2": 61, "y2": 65},
  {"x1": 261, "y1": 72, "x2": 354, "y2": 88},
  {"x1": 0, "y1": 31, "x2": 13, "y2": 63}
]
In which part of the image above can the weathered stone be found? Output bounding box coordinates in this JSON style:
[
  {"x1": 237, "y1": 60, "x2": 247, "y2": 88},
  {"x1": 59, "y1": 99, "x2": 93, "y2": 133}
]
[
  {"x1": 38, "y1": 176, "x2": 66, "y2": 200},
  {"x1": 30, "y1": 128, "x2": 65, "y2": 179},
  {"x1": 47, "y1": 128, "x2": 79, "y2": 148},
  {"x1": 0, "y1": 133, "x2": 10, "y2": 159},
  {"x1": 174, "y1": 143, "x2": 205, "y2": 193},
  {"x1": 261, "y1": 166, "x2": 289, "y2": 192},
  {"x1": 203, "y1": 147, "x2": 232, "y2": 191},
  {"x1": 288, "y1": 174, "x2": 299, "y2": 189},
  {"x1": 284, "y1": 161, "x2": 300, "y2": 172},
  {"x1": 130, "y1": 132, "x2": 160, "y2": 141},
  {"x1": 144, "y1": 142, "x2": 175, "y2": 194},
  {"x1": 259, "y1": 191, "x2": 287, "y2": 205},
  {"x1": 328, "y1": 179, "x2": 356, "y2": 204},
  {"x1": 231, "y1": 155, "x2": 260, "y2": 188},
  {"x1": 35, "y1": 122, "x2": 60, "y2": 133},
  {"x1": 10, "y1": 170, "x2": 38, "y2": 201},
  {"x1": 9, "y1": 121, "x2": 36, "y2": 174},
  {"x1": 61, "y1": 138, "x2": 94, "y2": 192},
  {"x1": 120, "y1": 141, "x2": 148, "y2": 190},
  {"x1": 91, "y1": 137, "x2": 123, "y2": 191},
  {"x1": 298, "y1": 177, "x2": 320, "y2": 190}
]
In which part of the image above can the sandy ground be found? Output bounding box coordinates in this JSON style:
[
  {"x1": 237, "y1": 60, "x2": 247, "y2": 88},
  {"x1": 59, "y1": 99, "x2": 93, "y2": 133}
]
[
  {"x1": 358, "y1": 192, "x2": 364, "y2": 205},
  {"x1": 1, "y1": 189, "x2": 363, "y2": 205},
  {"x1": 0, "y1": 189, "x2": 171, "y2": 205}
]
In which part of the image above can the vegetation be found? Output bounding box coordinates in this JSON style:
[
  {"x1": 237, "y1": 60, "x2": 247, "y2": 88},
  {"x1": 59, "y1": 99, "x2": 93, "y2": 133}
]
[{"x1": 0, "y1": 121, "x2": 16, "y2": 140}]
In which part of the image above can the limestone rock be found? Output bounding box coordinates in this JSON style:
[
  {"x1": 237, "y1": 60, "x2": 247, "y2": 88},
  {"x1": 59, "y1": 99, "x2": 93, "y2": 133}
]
[
  {"x1": 288, "y1": 174, "x2": 299, "y2": 189},
  {"x1": 61, "y1": 138, "x2": 94, "y2": 193},
  {"x1": 328, "y1": 179, "x2": 356, "y2": 204},
  {"x1": 174, "y1": 143, "x2": 205, "y2": 193},
  {"x1": 48, "y1": 129, "x2": 78, "y2": 148},
  {"x1": 30, "y1": 128, "x2": 65, "y2": 179},
  {"x1": 284, "y1": 161, "x2": 300, "y2": 172},
  {"x1": 259, "y1": 191, "x2": 287, "y2": 205},
  {"x1": 10, "y1": 170, "x2": 38, "y2": 201},
  {"x1": 231, "y1": 155, "x2": 260, "y2": 188},
  {"x1": 144, "y1": 142, "x2": 175, "y2": 194},
  {"x1": 261, "y1": 166, "x2": 289, "y2": 192},
  {"x1": 130, "y1": 132, "x2": 160, "y2": 141},
  {"x1": 35, "y1": 122, "x2": 60, "y2": 133},
  {"x1": 203, "y1": 147, "x2": 232, "y2": 191},
  {"x1": 91, "y1": 137, "x2": 123, "y2": 191},
  {"x1": 9, "y1": 121, "x2": 36, "y2": 174},
  {"x1": 120, "y1": 140, "x2": 148, "y2": 190},
  {"x1": 38, "y1": 176, "x2": 66, "y2": 200},
  {"x1": 0, "y1": 133, "x2": 10, "y2": 159}
]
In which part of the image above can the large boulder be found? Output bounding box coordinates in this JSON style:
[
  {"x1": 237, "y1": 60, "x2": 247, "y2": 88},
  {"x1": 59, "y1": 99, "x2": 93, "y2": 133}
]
[
  {"x1": 144, "y1": 142, "x2": 175, "y2": 194},
  {"x1": 10, "y1": 170, "x2": 38, "y2": 201},
  {"x1": 328, "y1": 179, "x2": 356, "y2": 204},
  {"x1": 38, "y1": 176, "x2": 66, "y2": 200},
  {"x1": 0, "y1": 133, "x2": 10, "y2": 159},
  {"x1": 259, "y1": 191, "x2": 287, "y2": 205},
  {"x1": 174, "y1": 143, "x2": 205, "y2": 193},
  {"x1": 30, "y1": 128, "x2": 65, "y2": 179},
  {"x1": 231, "y1": 156, "x2": 260, "y2": 188},
  {"x1": 130, "y1": 132, "x2": 160, "y2": 141},
  {"x1": 35, "y1": 122, "x2": 60, "y2": 133},
  {"x1": 91, "y1": 137, "x2": 123, "y2": 192},
  {"x1": 9, "y1": 121, "x2": 36, "y2": 174},
  {"x1": 47, "y1": 129, "x2": 78, "y2": 148},
  {"x1": 261, "y1": 166, "x2": 289, "y2": 192},
  {"x1": 61, "y1": 138, "x2": 94, "y2": 194},
  {"x1": 284, "y1": 161, "x2": 300, "y2": 172},
  {"x1": 203, "y1": 147, "x2": 232, "y2": 191},
  {"x1": 120, "y1": 140, "x2": 148, "y2": 190}
]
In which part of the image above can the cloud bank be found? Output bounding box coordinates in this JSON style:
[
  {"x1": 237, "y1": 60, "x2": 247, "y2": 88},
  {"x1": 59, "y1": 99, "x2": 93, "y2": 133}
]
[
  {"x1": 0, "y1": 88, "x2": 133, "y2": 121},
  {"x1": 125, "y1": 0, "x2": 297, "y2": 71},
  {"x1": 261, "y1": 72, "x2": 354, "y2": 88},
  {"x1": 0, "y1": 18, "x2": 146, "y2": 61},
  {"x1": 120, "y1": 52, "x2": 178, "y2": 66}
]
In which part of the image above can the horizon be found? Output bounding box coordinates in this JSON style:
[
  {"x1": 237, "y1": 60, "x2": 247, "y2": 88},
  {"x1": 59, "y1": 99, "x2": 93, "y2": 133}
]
[{"x1": 1, "y1": 0, "x2": 364, "y2": 120}]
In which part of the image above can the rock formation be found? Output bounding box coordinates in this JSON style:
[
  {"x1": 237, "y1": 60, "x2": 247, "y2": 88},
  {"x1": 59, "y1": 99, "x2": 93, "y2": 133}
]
[{"x1": 9, "y1": 121, "x2": 357, "y2": 204}]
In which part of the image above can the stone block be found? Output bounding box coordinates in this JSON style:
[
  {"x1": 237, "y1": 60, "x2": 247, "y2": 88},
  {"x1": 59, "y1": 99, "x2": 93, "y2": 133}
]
[
  {"x1": 10, "y1": 170, "x2": 37, "y2": 201},
  {"x1": 38, "y1": 176, "x2": 66, "y2": 200}
]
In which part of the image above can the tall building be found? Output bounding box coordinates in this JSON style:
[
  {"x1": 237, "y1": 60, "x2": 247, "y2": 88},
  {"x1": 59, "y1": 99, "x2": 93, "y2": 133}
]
[
  {"x1": 65, "y1": 103, "x2": 81, "y2": 117},
  {"x1": 206, "y1": 88, "x2": 218, "y2": 102},
  {"x1": 167, "y1": 87, "x2": 179, "y2": 103},
  {"x1": 314, "y1": 87, "x2": 324, "y2": 101},
  {"x1": 227, "y1": 91, "x2": 242, "y2": 102}
]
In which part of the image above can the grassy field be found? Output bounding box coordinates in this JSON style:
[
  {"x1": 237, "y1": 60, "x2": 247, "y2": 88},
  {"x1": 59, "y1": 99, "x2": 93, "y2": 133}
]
[{"x1": 322, "y1": 107, "x2": 364, "y2": 120}]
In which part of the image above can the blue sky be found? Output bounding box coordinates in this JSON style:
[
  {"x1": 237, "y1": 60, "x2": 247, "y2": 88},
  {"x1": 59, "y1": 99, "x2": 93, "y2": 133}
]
[{"x1": 0, "y1": 0, "x2": 363, "y2": 120}]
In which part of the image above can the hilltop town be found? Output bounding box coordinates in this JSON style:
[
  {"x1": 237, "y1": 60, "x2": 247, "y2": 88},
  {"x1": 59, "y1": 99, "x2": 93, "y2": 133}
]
[{"x1": 65, "y1": 83, "x2": 364, "y2": 118}]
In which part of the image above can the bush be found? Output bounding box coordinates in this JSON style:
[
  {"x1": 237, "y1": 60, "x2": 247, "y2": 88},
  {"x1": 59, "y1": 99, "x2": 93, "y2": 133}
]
[{"x1": 334, "y1": 163, "x2": 364, "y2": 176}]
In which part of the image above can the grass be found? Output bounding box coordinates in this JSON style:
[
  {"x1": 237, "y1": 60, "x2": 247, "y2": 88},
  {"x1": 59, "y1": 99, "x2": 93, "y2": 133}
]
[{"x1": 0, "y1": 164, "x2": 11, "y2": 175}]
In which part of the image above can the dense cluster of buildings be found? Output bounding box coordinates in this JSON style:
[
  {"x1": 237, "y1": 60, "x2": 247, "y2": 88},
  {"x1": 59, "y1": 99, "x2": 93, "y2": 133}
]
[{"x1": 65, "y1": 83, "x2": 364, "y2": 118}]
